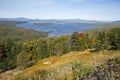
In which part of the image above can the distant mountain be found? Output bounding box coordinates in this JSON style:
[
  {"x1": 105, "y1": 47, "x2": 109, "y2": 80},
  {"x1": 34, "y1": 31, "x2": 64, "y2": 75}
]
[
  {"x1": 0, "y1": 18, "x2": 119, "y2": 23},
  {"x1": 0, "y1": 17, "x2": 32, "y2": 21},
  {"x1": 60, "y1": 19, "x2": 99, "y2": 23}
]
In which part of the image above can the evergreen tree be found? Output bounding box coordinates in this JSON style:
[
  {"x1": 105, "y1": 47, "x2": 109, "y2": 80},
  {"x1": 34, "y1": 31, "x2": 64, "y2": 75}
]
[
  {"x1": 83, "y1": 33, "x2": 91, "y2": 49},
  {"x1": 70, "y1": 32, "x2": 80, "y2": 51},
  {"x1": 0, "y1": 38, "x2": 20, "y2": 71},
  {"x1": 47, "y1": 37, "x2": 55, "y2": 57},
  {"x1": 54, "y1": 41, "x2": 63, "y2": 58},
  {"x1": 0, "y1": 42, "x2": 4, "y2": 60},
  {"x1": 79, "y1": 38, "x2": 85, "y2": 51},
  {"x1": 37, "y1": 39, "x2": 49, "y2": 59},
  {"x1": 108, "y1": 27, "x2": 120, "y2": 50},
  {"x1": 23, "y1": 41, "x2": 37, "y2": 60},
  {"x1": 94, "y1": 30, "x2": 109, "y2": 51}
]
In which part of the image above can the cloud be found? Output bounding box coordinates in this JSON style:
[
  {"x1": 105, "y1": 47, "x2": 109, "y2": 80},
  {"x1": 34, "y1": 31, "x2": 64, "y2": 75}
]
[{"x1": 0, "y1": 0, "x2": 56, "y2": 9}]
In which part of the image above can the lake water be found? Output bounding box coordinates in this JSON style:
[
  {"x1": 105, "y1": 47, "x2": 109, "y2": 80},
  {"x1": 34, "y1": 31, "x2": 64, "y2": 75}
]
[{"x1": 17, "y1": 21, "x2": 98, "y2": 36}]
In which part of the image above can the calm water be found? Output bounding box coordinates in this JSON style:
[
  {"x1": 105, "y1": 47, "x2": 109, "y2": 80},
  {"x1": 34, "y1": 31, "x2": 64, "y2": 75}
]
[{"x1": 17, "y1": 21, "x2": 98, "y2": 36}]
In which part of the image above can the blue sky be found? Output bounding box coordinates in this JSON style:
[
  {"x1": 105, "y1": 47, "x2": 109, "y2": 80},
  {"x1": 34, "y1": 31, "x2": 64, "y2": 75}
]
[{"x1": 0, "y1": 0, "x2": 120, "y2": 20}]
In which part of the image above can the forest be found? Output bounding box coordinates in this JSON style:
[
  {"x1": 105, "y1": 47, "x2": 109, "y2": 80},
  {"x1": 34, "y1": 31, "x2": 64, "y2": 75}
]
[
  {"x1": 0, "y1": 21, "x2": 47, "y2": 72},
  {"x1": 0, "y1": 25, "x2": 120, "y2": 72}
]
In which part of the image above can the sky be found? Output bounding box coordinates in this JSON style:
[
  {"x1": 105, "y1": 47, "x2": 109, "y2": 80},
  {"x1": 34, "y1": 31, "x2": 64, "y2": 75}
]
[{"x1": 0, "y1": 0, "x2": 120, "y2": 20}]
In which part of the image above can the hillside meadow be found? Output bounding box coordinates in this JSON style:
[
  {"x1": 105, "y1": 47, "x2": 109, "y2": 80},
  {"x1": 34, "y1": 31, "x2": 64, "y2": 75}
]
[{"x1": 0, "y1": 50, "x2": 120, "y2": 80}]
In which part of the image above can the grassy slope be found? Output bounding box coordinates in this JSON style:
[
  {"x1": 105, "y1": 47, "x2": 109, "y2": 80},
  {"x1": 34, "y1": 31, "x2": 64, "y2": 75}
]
[
  {"x1": 0, "y1": 21, "x2": 48, "y2": 42},
  {"x1": 9, "y1": 50, "x2": 120, "y2": 80}
]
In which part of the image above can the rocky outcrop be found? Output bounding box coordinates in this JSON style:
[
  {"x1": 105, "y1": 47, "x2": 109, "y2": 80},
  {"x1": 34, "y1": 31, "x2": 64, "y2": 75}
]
[{"x1": 80, "y1": 57, "x2": 120, "y2": 80}]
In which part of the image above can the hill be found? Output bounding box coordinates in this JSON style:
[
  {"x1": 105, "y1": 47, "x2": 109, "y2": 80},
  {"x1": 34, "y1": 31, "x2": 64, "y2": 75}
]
[
  {"x1": 0, "y1": 21, "x2": 48, "y2": 73},
  {"x1": 0, "y1": 18, "x2": 32, "y2": 21},
  {"x1": 83, "y1": 21, "x2": 120, "y2": 35},
  {"x1": 0, "y1": 21, "x2": 120, "y2": 80},
  {"x1": 0, "y1": 50, "x2": 120, "y2": 80},
  {"x1": 0, "y1": 21, "x2": 48, "y2": 42}
]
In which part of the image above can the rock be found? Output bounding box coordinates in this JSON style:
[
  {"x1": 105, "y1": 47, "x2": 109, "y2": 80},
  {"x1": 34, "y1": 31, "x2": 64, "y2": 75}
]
[
  {"x1": 43, "y1": 62, "x2": 51, "y2": 64},
  {"x1": 80, "y1": 57, "x2": 120, "y2": 80}
]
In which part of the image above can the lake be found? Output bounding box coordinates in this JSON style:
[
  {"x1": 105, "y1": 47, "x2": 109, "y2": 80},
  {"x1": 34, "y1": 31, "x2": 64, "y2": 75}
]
[{"x1": 17, "y1": 21, "x2": 98, "y2": 36}]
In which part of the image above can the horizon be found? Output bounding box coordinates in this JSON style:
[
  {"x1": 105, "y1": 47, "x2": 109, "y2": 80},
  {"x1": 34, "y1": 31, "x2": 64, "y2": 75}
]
[
  {"x1": 0, "y1": 0, "x2": 120, "y2": 21},
  {"x1": 0, "y1": 17, "x2": 119, "y2": 21}
]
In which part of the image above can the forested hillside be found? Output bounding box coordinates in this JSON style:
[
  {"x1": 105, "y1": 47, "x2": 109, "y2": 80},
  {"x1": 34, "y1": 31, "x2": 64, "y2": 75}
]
[
  {"x1": 83, "y1": 21, "x2": 120, "y2": 35},
  {"x1": 13, "y1": 27, "x2": 120, "y2": 80},
  {"x1": 0, "y1": 21, "x2": 48, "y2": 72},
  {"x1": 0, "y1": 21, "x2": 48, "y2": 42}
]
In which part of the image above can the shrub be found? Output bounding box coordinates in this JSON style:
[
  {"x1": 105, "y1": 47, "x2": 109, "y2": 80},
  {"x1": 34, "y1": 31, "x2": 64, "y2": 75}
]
[{"x1": 17, "y1": 50, "x2": 29, "y2": 69}]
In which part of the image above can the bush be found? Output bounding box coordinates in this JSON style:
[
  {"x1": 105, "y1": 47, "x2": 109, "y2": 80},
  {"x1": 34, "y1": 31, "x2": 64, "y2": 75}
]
[{"x1": 17, "y1": 50, "x2": 29, "y2": 69}]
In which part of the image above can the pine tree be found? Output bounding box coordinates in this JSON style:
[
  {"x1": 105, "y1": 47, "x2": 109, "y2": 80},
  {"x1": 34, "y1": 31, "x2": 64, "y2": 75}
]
[
  {"x1": 37, "y1": 39, "x2": 49, "y2": 59},
  {"x1": 108, "y1": 28, "x2": 120, "y2": 50},
  {"x1": 70, "y1": 32, "x2": 80, "y2": 51},
  {"x1": 94, "y1": 30, "x2": 109, "y2": 51}
]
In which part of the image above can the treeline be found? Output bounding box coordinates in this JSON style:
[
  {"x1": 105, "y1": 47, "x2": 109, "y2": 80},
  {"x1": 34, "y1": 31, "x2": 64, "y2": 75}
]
[
  {"x1": 0, "y1": 21, "x2": 27, "y2": 26},
  {"x1": 0, "y1": 27, "x2": 120, "y2": 72},
  {"x1": 95, "y1": 28, "x2": 120, "y2": 51}
]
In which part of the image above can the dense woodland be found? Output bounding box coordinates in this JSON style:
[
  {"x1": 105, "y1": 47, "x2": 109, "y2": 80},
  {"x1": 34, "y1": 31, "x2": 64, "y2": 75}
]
[
  {"x1": 0, "y1": 23, "x2": 120, "y2": 73},
  {"x1": 0, "y1": 21, "x2": 48, "y2": 72}
]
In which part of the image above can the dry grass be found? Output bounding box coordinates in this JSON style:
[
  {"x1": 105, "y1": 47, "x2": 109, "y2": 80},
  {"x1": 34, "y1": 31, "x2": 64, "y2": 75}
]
[
  {"x1": 0, "y1": 70, "x2": 22, "y2": 80},
  {"x1": 12, "y1": 50, "x2": 120, "y2": 80},
  {"x1": 1, "y1": 50, "x2": 120, "y2": 80}
]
